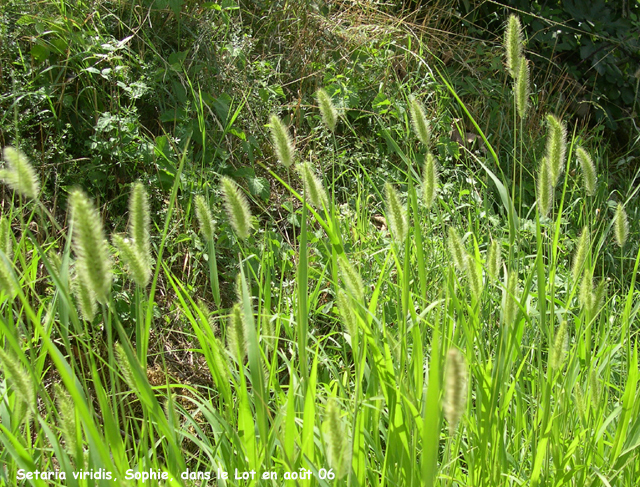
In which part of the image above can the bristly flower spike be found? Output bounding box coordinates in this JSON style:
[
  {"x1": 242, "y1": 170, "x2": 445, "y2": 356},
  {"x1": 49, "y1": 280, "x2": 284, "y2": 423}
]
[
  {"x1": 195, "y1": 194, "x2": 216, "y2": 243},
  {"x1": 269, "y1": 114, "x2": 295, "y2": 168},
  {"x1": 221, "y1": 176, "x2": 253, "y2": 240},
  {"x1": 545, "y1": 114, "x2": 567, "y2": 188},
  {"x1": 384, "y1": 182, "x2": 408, "y2": 244},
  {"x1": 505, "y1": 14, "x2": 524, "y2": 80},
  {"x1": 409, "y1": 96, "x2": 431, "y2": 146},
  {"x1": 516, "y1": 57, "x2": 530, "y2": 119},
  {"x1": 316, "y1": 88, "x2": 338, "y2": 132},
  {"x1": 444, "y1": 348, "x2": 467, "y2": 434},
  {"x1": 296, "y1": 161, "x2": 328, "y2": 210},
  {"x1": 422, "y1": 152, "x2": 438, "y2": 209},
  {"x1": 614, "y1": 202, "x2": 629, "y2": 248},
  {"x1": 0, "y1": 147, "x2": 40, "y2": 200},
  {"x1": 576, "y1": 146, "x2": 597, "y2": 196}
]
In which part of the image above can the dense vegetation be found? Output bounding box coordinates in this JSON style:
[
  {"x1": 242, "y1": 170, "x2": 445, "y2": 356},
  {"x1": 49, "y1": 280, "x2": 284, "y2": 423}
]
[{"x1": 1, "y1": 1, "x2": 639, "y2": 486}]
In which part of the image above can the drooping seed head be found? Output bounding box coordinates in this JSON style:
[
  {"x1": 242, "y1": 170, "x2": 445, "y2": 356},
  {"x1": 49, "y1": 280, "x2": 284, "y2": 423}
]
[
  {"x1": 504, "y1": 14, "x2": 524, "y2": 80},
  {"x1": 129, "y1": 182, "x2": 151, "y2": 265},
  {"x1": 614, "y1": 202, "x2": 629, "y2": 247},
  {"x1": 316, "y1": 88, "x2": 339, "y2": 132},
  {"x1": 516, "y1": 57, "x2": 530, "y2": 119},
  {"x1": 296, "y1": 161, "x2": 328, "y2": 209},
  {"x1": 447, "y1": 227, "x2": 467, "y2": 272},
  {"x1": 338, "y1": 257, "x2": 365, "y2": 302},
  {"x1": 422, "y1": 152, "x2": 438, "y2": 209},
  {"x1": 537, "y1": 157, "x2": 552, "y2": 218},
  {"x1": 486, "y1": 238, "x2": 501, "y2": 282},
  {"x1": 220, "y1": 176, "x2": 253, "y2": 240},
  {"x1": 576, "y1": 146, "x2": 596, "y2": 196},
  {"x1": 69, "y1": 189, "x2": 112, "y2": 303},
  {"x1": 112, "y1": 235, "x2": 151, "y2": 288},
  {"x1": 409, "y1": 96, "x2": 431, "y2": 146},
  {"x1": 269, "y1": 114, "x2": 295, "y2": 168},
  {"x1": 195, "y1": 194, "x2": 216, "y2": 243},
  {"x1": 571, "y1": 226, "x2": 590, "y2": 283},
  {"x1": 444, "y1": 347, "x2": 467, "y2": 434},
  {"x1": 545, "y1": 114, "x2": 567, "y2": 188},
  {"x1": 323, "y1": 398, "x2": 351, "y2": 480},
  {"x1": 0, "y1": 146, "x2": 40, "y2": 199},
  {"x1": 384, "y1": 182, "x2": 408, "y2": 244}
]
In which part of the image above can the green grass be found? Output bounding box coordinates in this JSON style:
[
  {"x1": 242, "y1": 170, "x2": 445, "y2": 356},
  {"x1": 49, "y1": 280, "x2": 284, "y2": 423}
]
[{"x1": 1, "y1": 2, "x2": 640, "y2": 487}]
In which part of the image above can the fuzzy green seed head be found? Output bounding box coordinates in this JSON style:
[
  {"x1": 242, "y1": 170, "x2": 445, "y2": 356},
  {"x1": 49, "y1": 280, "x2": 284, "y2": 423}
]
[
  {"x1": 505, "y1": 14, "x2": 524, "y2": 79},
  {"x1": 338, "y1": 257, "x2": 365, "y2": 302},
  {"x1": 503, "y1": 270, "x2": 518, "y2": 327},
  {"x1": 579, "y1": 268, "x2": 594, "y2": 312},
  {"x1": 323, "y1": 398, "x2": 351, "y2": 480},
  {"x1": 269, "y1": 114, "x2": 295, "y2": 168},
  {"x1": 227, "y1": 303, "x2": 246, "y2": 362},
  {"x1": 614, "y1": 202, "x2": 629, "y2": 248},
  {"x1": 516, "y1": 57, "x2": 530, "y2": 119},
  {"x1": 0, "y1": 248, "x2": 17, "y2": 300},
  {"x1": 0, "y1": 347, "x2": 35, "y2": 418},
  {"x1": 113, "y1": 235, "x2": 151, "y2": 288},
  {"x1": 576, "y1": 146, "x2": 596, "y2": 196},
  {"x1": 537, "y1": 157, "x2": 552, "y2": 218},
  {"x1": 572, "y1": 226, "x2": 590, "y2": 283},
  {"x1": 316, "y1": 88, "x2": 339, "y2": 132},
  {"x1": 447, "y1": 227, "x2": 467, "y2": 272},
  {"x1": 589, "y1": 370, "x2": 601, "y2": 409},
  {"x1": 195, "y1": 194, "x2": 216, "y2": 243},
  {"x1": 384, "y1": 182, "x2": 408, "y2": 244},
  {"x1": 409, "y1": 96, "x2": 431, "y2": 146},
  {"x1": 115, "y1": 342, "x2": 136, "y2": 390},
  {"x1": 69, "y1": 189, "x2": 112, "y2": 303},
  {"x1": 486, "y1": 238, "x2": 501, "y2": 282},
  {"x1": 0, "y1": 217, "x2": 12, "y2": 258},
  {"x1": 550, "y1": 320, "x2": 568, "y2": 372},
  {"x1": 54, "y1": 384, "x2": 78, "y2": 457},
  {"x1": 296, "y1": 161, "x2": 328, "y2": 210},
  {"x1": 221, "y1": 176, "x2": 253, "y2": 240},
  {"x1": 129, "y1": 182, "x2": 151, "y2": 265},
  {"x1": 545, "y1": 114, "x2": 567, "y2": 188},
  {"x1": 444, "y1": 347, "x2": 467, "y2": 434},
  {"x1": 466, "y1": 253, "x2": 483, "y2": 301},
  {"x1": 73, "y1": 271, "x2": 97, "y2": 322},
  {"x1": 337, "y1": 289, "x2": 357, "y2": 339},
  {"x1": 422, "y1": 152, "x2": 438, "y2": 209},
  {"x1": 0, "y1": 146, "x2": 40, "y2": 199}
]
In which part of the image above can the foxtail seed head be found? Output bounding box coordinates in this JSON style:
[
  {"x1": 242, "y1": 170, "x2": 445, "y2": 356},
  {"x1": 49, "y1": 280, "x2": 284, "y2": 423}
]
[
  {"x1": 221, "y1": 176, "x2": 253, "y2": 240},
  {"x1": 466, "y1": 253, "x2": 483, "y2": 301},
  {"x1": 422, "y1": 152, "x2": 438, "y2": 209},
  {"x1": 0, "y1": 146, "x2": 40, "y2": 199},
  {"x1": 447, "y1": 227, "x2": 467, "y2": 272},
  {"x1": 505, "y1": 15, "x2": 524, "y2": 80},
  {"x1": 73, "y1": 270, "x2": 97, "y2": 321},
  {"x1": 337, "y1": 289, "x2": 357, "y2": 339},
  {"x1": 579, "y1": 268, "x2": 594, "y2": 312},
  {"x1": 384, "y1": 182, "x2": 408, "y2": 244},
  {"x1": 516, "y1": 57, "x2": 530, "y2": 119},
  {"x1": 129, "y1": 182, "x2": 151, "y2": 265},
  {"x1": 503, "y1": 270, "x2": 518, "y2": 327},
  {"x1": 0, "y1": 347, "x2": 35, "y2": 418},
  {"x1": 227, "y1": 303, "x2": 246, "y2": 362},
  {"x1": 614, "y1": 202, "x2": 629, "y2": 247},
  {"x1": 316, "y1": 88, "x2": 339, "y2": 132},
  {"x1": 296, "y1": 161, "x2": 328, "y2": 209},
  {"x1": 112, "y1": 235, "x2": 151, "y2": 288},
  {"x1": 545, "y1": 114, "x2": 567, "y2": 188},
  {"x1": 338, "y1": 257, "x2": 365, "y2": 302},
  {"x1": 537, "y1": 157, "x2": 552, "y2": 218},
  {"x1": 269, "y1": 114, "x2": 295, "y2": 168},
  {"x1": 323, "y1": 398, "x2": 351, "y2": 480},
  {"x1": 444, "y1": 348, "x2": 467, "y2": 434},
  {"x1": 69, "y1": 189, "x2": 112, "y2": 303},
  {"x1": 115, "y1": 342, "x2": 136, "y2": 390},
  {"x1": 550, "y1": 320, "x2": 568, "y2": 372},
  {"x1": 486, "y1": 239, "x2": 501, "y2": 282},
  {"x1": 54, "y1": 384, "x2": 78, "y2": 457},
  {"x1": 572, "y1": 226, "x2": 590, "y2": 283},
  {"x1": 409, "y1": 96, "x2": 431, "y2": 146},
  {"x1": 195, "y1": 194, "x2": 216, "y2": 243},
  {"x1": 0, "y1": 217, "x2": 12, "y2": 258},
  {"x1": 576, "y1": 146, "x2": 596, "y2": 196}
]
